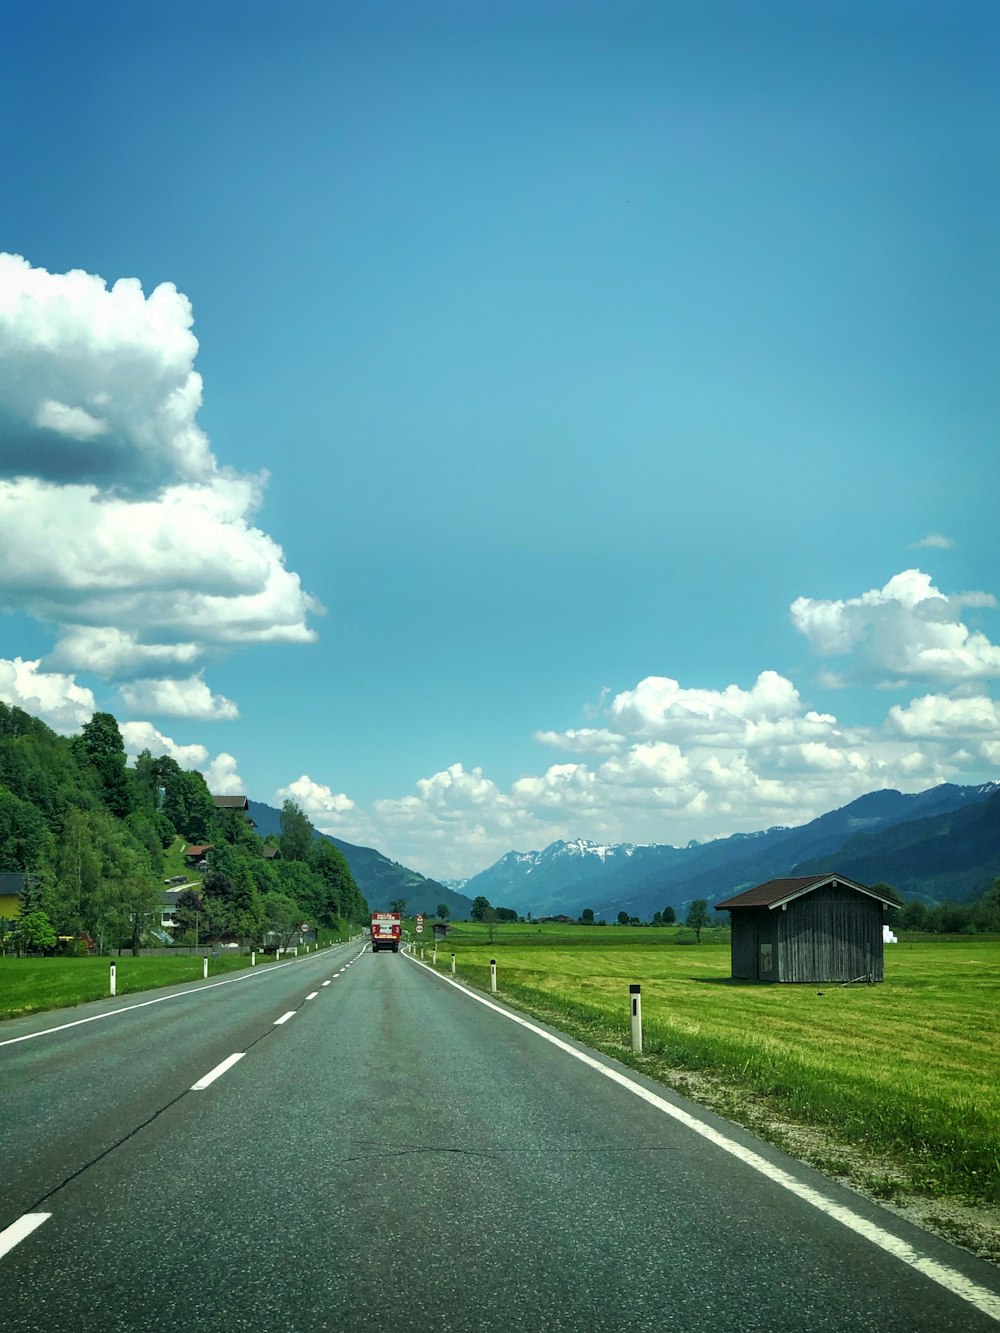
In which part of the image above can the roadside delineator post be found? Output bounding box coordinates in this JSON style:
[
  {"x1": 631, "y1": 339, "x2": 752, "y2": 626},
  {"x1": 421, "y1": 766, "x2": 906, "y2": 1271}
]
[
  {"x1": 630, "y1": 983, "x2": 642, "y2": 1053},
  {"x1": 451, "y1": 951, "x2": 456, "y2": 975},
  {"x1": 251, "y1": 951, "x2": 256, "y2": 967},
  {"x1": 490, "y1": 958, "x2": 497, "y2": 993},
  {"x1": 203, "y1": 956, "x2": 209, "y2": 980},
  {"x1": 432, "y1": 944, "x2": 437, "y2": 964},
  {"x1": 109, "y1": 962, "x2": 116, "y2": 998}
]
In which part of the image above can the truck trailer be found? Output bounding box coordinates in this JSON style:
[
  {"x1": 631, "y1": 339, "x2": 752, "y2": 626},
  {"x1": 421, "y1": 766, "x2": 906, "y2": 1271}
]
[{"x1": 370, "y1": 911, "x2": 402, "y2": 953}]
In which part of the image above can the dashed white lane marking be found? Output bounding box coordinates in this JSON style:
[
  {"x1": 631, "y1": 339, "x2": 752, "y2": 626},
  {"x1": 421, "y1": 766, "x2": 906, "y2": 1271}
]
[
  {"x1": 322, "y1": 981, "x2": 331, "y2": 987},
  {"x1": 305, "y1": 992, "x2": 319, "y2": 1001},
  {"x1": 0, "y1": 1212, "x2": 51, "y2": 1259},
  {"x1": 273, "y1": 1011, "x2": 296, "y2": 1026},
  {"x1": 191, "y1": 1052, "x2": 245, "y2": 1090},
  {"x1": 406, "y1": 955, "x2": 1000, "y2": 1325}
]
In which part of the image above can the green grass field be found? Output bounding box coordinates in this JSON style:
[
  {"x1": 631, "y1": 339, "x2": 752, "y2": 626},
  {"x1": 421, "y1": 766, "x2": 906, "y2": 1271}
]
[
  {"x1": 416, "y1": 923, "x2": 1000, "y2": 1204},
  {"x1": 0, "y1": 953, "x2": 253, "y2": 1018},
  {"x1": 0, "y1": 925, "x2": 358, "y2": 1021}
]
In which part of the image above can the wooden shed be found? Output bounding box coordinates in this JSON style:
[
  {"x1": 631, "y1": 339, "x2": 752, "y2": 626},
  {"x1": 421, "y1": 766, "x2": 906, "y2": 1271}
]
[{"x1": 715, "y1": 874, "x2": 899, "y2": 984}]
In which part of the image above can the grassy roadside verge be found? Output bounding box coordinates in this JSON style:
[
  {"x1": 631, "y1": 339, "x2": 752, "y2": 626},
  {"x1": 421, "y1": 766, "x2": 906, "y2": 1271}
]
[
  {"x1": 413, "y1": 928, "x2": 1000, "y2": 1237},
  {"x1": 0, "y1": 954, "x2": 253, "y2": 1018},
  {"x1": 0, "y1": 931, "x2": 357, "y2": 1020}
]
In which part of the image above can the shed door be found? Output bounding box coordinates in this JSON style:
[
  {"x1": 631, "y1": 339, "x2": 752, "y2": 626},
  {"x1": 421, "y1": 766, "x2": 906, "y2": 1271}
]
[{"x1": 758, "y1": 940, "x2": 774, "y2": 980}]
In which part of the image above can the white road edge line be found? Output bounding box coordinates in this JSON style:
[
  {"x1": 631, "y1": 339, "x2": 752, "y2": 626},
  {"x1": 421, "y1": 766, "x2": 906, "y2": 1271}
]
[
  {"x1": 190, "y1": 1052, "x2": 245, "y2": 1090},
  {"x1": 405, "y1": 954, "x2": 1000, "y2": 1325},
  {"x1": 0, "y1": 945, "x2": 355, "y2": 1049},
  {"x1": 0, "y1": 1212, "x2": 51, "y2": 1259},
  {"x1": 274, "y1": 1011, "x2": 296, "y2": 1025}
]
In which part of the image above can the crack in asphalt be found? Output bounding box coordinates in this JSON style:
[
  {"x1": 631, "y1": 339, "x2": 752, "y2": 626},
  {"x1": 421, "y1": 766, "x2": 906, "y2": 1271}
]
[{"x1": 340, "y1": 1145, "x2": 680, "y2": 1161}]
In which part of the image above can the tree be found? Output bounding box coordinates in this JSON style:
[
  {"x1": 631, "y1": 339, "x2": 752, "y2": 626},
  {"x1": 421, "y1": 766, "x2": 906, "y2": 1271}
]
[
  {"x1": 389, "y1": 898, "x2": 408, "y2": 914},
  {"x1": 662, "y1": 905, "x2": 676, "y2": 924},
  {"x1": 652, "y1": 911, "x2": 662, "y2": 925},
  {"x1": 685, "y1": 898, "x2": 710, "y2": 943},
  {"x1": 18, "y1": 909, "x2": 56, "y2": 955},
  {"x1": 871, "y1": 882, "x2": 902, "y2": 905},
  {"x1": 897, "y1": 899, "x2": 929, "y2": 931},
  {"x1": 495, "y1": 906, "x2": 518, "y2": 922},
  {"x1": 172, "y1": 888, "x2": 206, "y2": 943},
  {"x1": 617, "y1": 911, "x2": 629, "y2": 926},
  {"x1": 279, "y1": 799, "x2": 313, "y2": 863},
  {"x1": 310, "y1": 840, "x2": 359, "y2": 925},
  {"x1": 471, "y1": 895, "x2": 492, "y2": 922},
  {"x1": 436, "y1": 902, "x2": 450, "y2": 920},
  {"x1": 76, "y1": 712, "x2": 133, "y2": 818},
  {"x1": 262, "y1": 891, "x2": 302, "y2": 950},
  {"x1": 579, "y1": 908, "x2": 595, "y2": 925}
]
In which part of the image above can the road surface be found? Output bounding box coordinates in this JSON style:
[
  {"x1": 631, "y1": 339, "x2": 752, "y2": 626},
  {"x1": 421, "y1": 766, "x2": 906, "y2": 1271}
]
[{"x1": 1, "y1": 942, "x2": 997, "y2": 1331}]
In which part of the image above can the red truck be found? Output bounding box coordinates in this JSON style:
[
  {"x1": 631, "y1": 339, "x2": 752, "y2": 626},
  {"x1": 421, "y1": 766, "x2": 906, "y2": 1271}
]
[{"x1": 370, "y1": 911, "x2": 402, "y2": 953}]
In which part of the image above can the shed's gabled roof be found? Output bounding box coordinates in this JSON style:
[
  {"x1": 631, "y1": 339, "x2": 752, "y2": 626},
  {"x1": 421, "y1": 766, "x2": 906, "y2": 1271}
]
[
  {"x1": 715, "y1": 874, "x2": 899, "y2": 912},
  {"x1": 212, "y1": 795, "x2": 249, "y2": 810}
]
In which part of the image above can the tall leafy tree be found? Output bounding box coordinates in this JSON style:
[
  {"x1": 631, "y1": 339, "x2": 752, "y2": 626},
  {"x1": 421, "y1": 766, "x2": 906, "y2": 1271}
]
[
  {"x1": 279, "y1": 799, "x2": 313, "y2": 862},
  {"x1": 75, "y1": 712, "x2": 133, "y2": 818},
  {"x1": 0, "y1": 787, "x2": 52, "y2": 873},
  {"x1": 310, "y1": 840, "x2": 358, "y2": 924}
]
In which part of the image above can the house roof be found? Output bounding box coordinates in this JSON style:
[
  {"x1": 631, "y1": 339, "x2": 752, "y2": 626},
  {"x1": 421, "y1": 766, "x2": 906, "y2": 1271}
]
[
  {"x1": 213, "y1": 795, "x2": 249, "y2": 809},
  {"x1": 715, "y1": 874, "x2": 899, "y2": 912},
  {"x1": 185, "y1": 843, "x2": 214, "y2": 857},
  {"x1": 262, "y1": 846, "x2": 281, "y2": 859},
  {"x1": 0, "y1": 872, "x2": 26, "y2": 895}
]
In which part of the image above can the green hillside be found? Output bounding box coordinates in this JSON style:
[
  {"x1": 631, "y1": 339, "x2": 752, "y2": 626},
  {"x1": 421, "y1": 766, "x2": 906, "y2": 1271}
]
[{"x1": 0, "y1": 702, "x2": 369, "y2": 955}]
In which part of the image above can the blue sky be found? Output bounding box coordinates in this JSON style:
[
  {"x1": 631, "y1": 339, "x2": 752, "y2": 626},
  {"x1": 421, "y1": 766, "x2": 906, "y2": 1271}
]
[{"x1": 1, "y1": 1, "x2": 997, "y2": 878}]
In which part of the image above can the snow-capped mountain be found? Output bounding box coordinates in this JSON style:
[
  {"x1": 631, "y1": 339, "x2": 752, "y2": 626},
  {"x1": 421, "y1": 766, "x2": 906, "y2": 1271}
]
[{"x1": 459, "y1": 781, "x2": 1000, "y2": 920}]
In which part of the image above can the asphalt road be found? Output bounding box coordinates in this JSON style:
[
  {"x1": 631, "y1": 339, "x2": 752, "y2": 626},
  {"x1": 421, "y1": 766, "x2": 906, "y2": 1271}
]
[{"x1": 1, "y1": 945, "x2": 998, "y2": 1332}]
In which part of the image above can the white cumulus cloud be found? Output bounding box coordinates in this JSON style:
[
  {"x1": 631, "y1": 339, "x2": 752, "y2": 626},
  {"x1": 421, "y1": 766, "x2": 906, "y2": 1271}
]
[
  {"x1": 0, "y1": 657, "x2": 95, "y2": 732},
  {"x1": 119, "y1": 674, "x2": 239, "y2": 721},
  {"x1": 205, "y1": 752, "x2": 245, "y2": 795},
  {"x1": 791, "y1": 569, "x2": 1000, "y2": 684},
  {"x1": 0, "y1": 252, "x2": 213, "y2": 491},
  {"x1": 0, "y1": 254, "x2": 320, "y2": 717},
  {"x1": 276, "y1": 774, "x2": 356, "y2": 821}
]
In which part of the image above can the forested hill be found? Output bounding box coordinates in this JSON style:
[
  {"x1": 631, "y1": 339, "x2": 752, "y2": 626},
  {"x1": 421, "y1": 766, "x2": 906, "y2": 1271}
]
[
  {"x1": 248, "y1": 801, "x2": 474, "y2": 917},
  {"x1": 0, "y1": 701, "x2": 368, "y2": 953}
]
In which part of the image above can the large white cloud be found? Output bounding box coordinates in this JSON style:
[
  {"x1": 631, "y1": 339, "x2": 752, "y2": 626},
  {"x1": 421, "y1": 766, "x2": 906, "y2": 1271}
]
[
  {"x1": 119, "y1": 674, "x2": 239, "y2": 721},
  {"x1": 791, "y1": 569, "x2": 1000, "y2": 684},
  {"x1": 0, "y1": 253, "x2": 213, "y2": 491},
  {"x1": 0, "y1": 657, "x2": 96, "y2": 732},
  {"x1": 276, "y1": 774, "x2": 356, "y2": 819},
  {"x1": 0, "y1": 255, "x2": 320, "y2": 719}
]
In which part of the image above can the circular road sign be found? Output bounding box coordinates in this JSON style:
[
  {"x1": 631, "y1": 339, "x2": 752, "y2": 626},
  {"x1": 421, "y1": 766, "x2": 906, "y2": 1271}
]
[{"x1": 415, "y1": 923, "x2": 424, "y2": 933}]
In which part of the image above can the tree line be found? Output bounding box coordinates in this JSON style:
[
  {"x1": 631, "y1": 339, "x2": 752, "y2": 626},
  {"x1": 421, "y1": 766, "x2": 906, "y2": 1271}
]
[{"x1": 0, "y1": 702, "x2": 368, "y2": 954}]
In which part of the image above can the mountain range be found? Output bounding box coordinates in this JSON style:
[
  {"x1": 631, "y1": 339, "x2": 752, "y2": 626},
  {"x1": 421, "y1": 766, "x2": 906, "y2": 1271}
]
[{"x1": 458, "y1": 782, "x2": 1000, "y2": 920}]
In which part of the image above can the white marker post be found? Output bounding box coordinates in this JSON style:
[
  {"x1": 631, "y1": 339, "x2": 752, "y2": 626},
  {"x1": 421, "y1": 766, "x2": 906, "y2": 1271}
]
[
  {"x1": 630, "y1": 983, "x2": 642, "y2": 1053},
  {"x1": 451, "y1": 952, "x2": 456, "y2": 975},
  {"x1": 433, "y1": 945, "x2": 437, "y2": 965},
  {"x1": 203, "y1": 956, "x2": 208, "y2": 980},
  {"x1": 251, "y1": 951, "x2": 256, "y2": 967},
  {"x1": 490, "y1": 958, "x2": 497, "y2": 993},
  {"x1": 109, "y1": 962, "x2": 116, "y2": 998}
]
